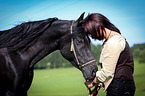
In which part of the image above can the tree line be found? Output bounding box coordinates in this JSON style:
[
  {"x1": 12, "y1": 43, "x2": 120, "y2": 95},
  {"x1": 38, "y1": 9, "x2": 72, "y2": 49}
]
[
  {"x1": 131, "y1": 43, "x2": 145, "y2": 63},
  {"x1": 34, "y1": 43, "x2": 145, "y2": 69},
  {"x1": 34, "y1": 43, "x2": 102, "y2": 69}
]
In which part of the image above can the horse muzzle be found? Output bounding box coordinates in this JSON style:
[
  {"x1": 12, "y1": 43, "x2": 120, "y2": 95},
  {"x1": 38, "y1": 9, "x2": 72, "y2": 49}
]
[{"x1": 81, "y1": 63, "x2": 98, "y2": 81}]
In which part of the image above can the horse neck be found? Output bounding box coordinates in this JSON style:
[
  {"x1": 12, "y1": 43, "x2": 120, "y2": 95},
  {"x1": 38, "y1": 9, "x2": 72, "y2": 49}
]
[
  {"x1": 24, "y1": 21, "x2": 70, "y2": 68},
  {"x1": 23, "y1": 36, "x2": 58, "y2": 68}
]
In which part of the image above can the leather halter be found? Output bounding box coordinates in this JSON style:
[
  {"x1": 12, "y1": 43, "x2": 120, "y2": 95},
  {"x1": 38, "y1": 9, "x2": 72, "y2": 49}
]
[{"x1": 70, "y1": 21, "x2": 96, "y2": 69}]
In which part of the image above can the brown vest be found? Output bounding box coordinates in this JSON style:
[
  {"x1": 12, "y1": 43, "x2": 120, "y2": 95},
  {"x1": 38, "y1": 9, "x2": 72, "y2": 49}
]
[{"x1": 114, "y1": 41, "x2": 134, "y2": 80}]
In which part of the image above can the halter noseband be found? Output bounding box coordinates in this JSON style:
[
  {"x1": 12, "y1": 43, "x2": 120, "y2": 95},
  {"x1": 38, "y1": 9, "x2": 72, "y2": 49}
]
[{"x1": 70, "y1": 21, "x2": 96, "y2": 69}]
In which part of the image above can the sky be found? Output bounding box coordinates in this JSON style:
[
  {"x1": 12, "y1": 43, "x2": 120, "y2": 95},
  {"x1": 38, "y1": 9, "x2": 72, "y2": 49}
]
[{"x1": 0, "y1": 0, "x2": 145, "y2": 46}]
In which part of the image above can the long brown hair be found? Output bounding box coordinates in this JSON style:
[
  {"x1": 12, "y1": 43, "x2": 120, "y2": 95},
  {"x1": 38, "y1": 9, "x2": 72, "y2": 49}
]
[{"x1": 83, "y1": 13, "x2": 120, "y2": 40}]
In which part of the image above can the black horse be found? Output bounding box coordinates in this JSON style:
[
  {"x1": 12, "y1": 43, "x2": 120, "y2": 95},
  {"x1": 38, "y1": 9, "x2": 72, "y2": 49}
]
[{"x1": 0, "y1": 13, "x2": 98, "y2": 96}]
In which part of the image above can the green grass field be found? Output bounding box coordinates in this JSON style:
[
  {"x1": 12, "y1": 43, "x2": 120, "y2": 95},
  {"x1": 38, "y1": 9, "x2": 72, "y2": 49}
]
[{"x1": 28, "y1": 60, "x2": 145, "y2": 96}]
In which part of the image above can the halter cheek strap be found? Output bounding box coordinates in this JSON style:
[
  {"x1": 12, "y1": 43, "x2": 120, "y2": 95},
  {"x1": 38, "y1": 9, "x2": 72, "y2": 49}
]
[
  {"x1": 70, "y1": 21, "x2": 80, "y2": 65},
  {"x1": 70, "y1": 21, "x2": 96, "y2": 69},
  {"x1": 70, "y1": 21, "x2": 74, "y2": 52}
]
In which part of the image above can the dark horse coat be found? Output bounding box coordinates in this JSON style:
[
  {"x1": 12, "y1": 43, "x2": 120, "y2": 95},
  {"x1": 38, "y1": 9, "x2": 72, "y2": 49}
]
[{"x1": 0, "y1": 13, "x2": 98, "y2": 96}]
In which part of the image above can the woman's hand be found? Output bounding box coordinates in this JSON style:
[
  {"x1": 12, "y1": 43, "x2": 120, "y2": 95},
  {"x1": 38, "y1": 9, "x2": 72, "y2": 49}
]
[
  {"x1": 88, "y1": 84, "x2": 98, "y2": 96},
  {"x1": 89, "y1": 94, "x2": 93, "y2": 96},
  {"x1": 88, "y1": 83, "x2": 102, "y2": 96},
  {"x1": 85, "y1": 77, "x2": 97, "y2": 88}
]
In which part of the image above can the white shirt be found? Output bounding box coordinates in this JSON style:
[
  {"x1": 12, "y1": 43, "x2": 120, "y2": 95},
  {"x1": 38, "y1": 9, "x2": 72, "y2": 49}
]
[{"x1": 96, "y1": 34, "x2": 126, "y2": 91}]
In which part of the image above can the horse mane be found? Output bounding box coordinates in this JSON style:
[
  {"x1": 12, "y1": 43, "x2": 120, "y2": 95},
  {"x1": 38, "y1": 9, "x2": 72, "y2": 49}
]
[{"x1": 0, "y1": 18, "x2": 58, "y2": 52}]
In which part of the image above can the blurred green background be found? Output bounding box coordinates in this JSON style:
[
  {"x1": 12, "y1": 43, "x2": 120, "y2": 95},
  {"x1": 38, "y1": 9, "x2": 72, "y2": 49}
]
[
  {"x1": 28, "y1": 60, "x2": 145, "y2": 96},
  {"x1": 28, "y1": 43, "x2": 145, "y2": 96}
]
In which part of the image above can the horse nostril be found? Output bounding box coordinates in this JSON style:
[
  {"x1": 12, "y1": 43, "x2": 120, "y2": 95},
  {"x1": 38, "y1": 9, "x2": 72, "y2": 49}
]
[{"x1": 92, "y1": 69, "x2": 96, "y2": 78}]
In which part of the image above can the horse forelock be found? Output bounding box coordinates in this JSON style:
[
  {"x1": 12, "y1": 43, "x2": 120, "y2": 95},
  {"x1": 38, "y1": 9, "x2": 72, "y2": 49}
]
[{"x1": 59, "y1": 26, "x2": 86, "y2": 47}]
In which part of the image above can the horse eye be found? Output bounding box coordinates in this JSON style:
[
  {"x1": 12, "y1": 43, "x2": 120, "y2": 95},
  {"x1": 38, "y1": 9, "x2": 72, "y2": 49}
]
[{"x1": 76, "y1": 39, "x2": 84, "y2": 45}]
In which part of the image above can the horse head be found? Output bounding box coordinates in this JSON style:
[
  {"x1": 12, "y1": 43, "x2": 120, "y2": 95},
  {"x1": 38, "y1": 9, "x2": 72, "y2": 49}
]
[{"x1": 59, "y1": 13, "x2": 98, "y2": 81}]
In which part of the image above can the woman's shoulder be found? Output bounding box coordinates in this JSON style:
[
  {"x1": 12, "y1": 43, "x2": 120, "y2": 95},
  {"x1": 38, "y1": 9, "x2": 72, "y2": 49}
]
[
  {"x1": 110, "y1": 34, "x2": 125, "y2": 42},
  {"x1": 106, "y1": 34, "x2": 126, "y2": 51}
]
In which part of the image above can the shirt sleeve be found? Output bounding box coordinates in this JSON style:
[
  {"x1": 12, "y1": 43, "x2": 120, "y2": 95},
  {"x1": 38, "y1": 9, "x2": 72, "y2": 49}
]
[{"x1": 96, "y1": 35, "x2": 125, "y2": 83}]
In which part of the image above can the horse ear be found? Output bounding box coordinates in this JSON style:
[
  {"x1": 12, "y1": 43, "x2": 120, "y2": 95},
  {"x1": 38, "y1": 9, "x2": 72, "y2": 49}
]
[{"x1": 76, "y1": 12, "x2": 85, "y2": 25}]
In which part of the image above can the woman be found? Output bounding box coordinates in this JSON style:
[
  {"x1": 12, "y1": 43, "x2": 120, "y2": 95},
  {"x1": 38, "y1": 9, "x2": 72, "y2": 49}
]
[{"x1": 83, "y1": 13, "x2": 135, "y2": 96}]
